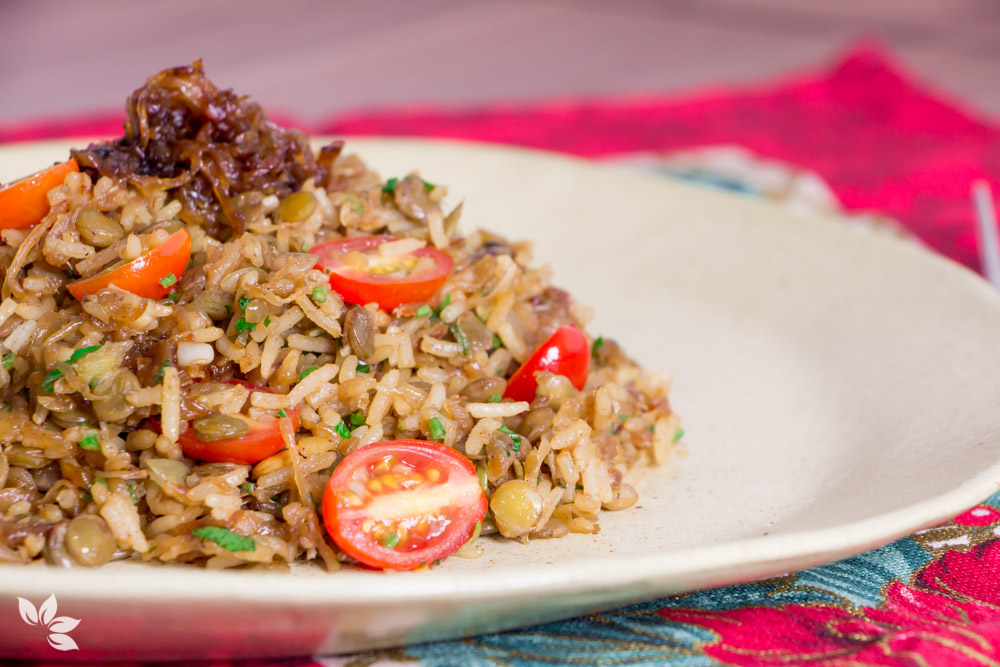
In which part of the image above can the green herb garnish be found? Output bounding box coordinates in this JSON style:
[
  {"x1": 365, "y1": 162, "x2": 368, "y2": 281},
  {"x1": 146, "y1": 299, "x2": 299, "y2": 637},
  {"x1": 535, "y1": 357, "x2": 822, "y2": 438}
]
[
  {"x1": 380, "y1": 532, "x2": 400, "y2": 549},
  {"x1": 239, "y1": 482, "x2": 256, "y2": 494},
  {"x1": 277, "y1": 409, "x2": 288, "y2": 418},
  {"x1": 487, "y1": 394, "x2": 502, "y2": 403},
  {"x1": 78, "y1": 432, "x2": 100, "y2": 451},
  {"x1": 492, "y1": 333, "x2": 502, "y2": 349},
  {"x1": 166, "y1": 293, "x2": 180, "y2": 303},
  {"x1": 40, "y1": 368, "x2": 63, "y2": 392},
  {"x1": 673, "y1": 427, "x2": 685, "y2": 443},
  {"x1": 1, "y1": 354, "x2": 13, "y2": 370},
  {"x1": 235, "y1": 318, "x2": 255, "y2": 332},
  {"x1": 592, "y1": 336, "x2": 604, "y2": 359},
  {"x1": 416, "y1": 305, "x2": 432, "y2": 318},
  {"x1": 301, "y1": 241, "x2": 312, "y2": 252},
  {"x1": 158, "y1": 273, "x2": 177, "y2": 288},
  {"x1": 475, "y1": 462, "x2": 488, "y2": 494},
  {"x1": 128, "y1": 481, "x2": 138, "y2": 505},
  {"x1": 348, "y1": 412, "x2": 366, "y2": 428},
  {"x1": 312, "y1": 286, "x2": 327, "y2": 304},
  {"x1": 428, "y1": 417, "x2": 446, "y2": 440},
  {"x1": 356, "y1": 363, "x2": 370, "y2": 373},
  {"x1": 238, "y1": 295, "x2": 250, "y2": 313},
  {"x1": 93, "y1": 477, "x2": 108, "y2": 488},
  {"x1": 619, "y1": 414, "x2": 630, "y2": 421},
  {"x1": 298, "y1": 366, "x2": 317, "y2": 381},
  {"x1": 335, "y1": 420, "x2": 351, "y2": 439},
  {"x1": 69, "y1": 345, "x2": 102, "y2": 364},
  {"x1": 192, "y1": 526, "x2": 255, "y2": 553},
  {"x1": 422, "y1": 179, "x2": 435, "y2": 192},
  {"x1": 499, "y1": 425, "x2": 522, "y2": 451},
  {"x1": 383, "y1": 177, "x2": 398, "y2": 195},
  {"x1": 647, "y1": 424, "x2": 655, "y2": 433},
  {"x1": 263, "y1": 316, "x2": 271, "y2": 327},
  {"x1": 154, "y1": 359, "x2": 170, "y2": 385},
  {"x1": 451, "y1": 324, "x2": 469, "y2": 354},
  {"x1": 433, "y1": 293, "x2": 451, "y2": 317}
]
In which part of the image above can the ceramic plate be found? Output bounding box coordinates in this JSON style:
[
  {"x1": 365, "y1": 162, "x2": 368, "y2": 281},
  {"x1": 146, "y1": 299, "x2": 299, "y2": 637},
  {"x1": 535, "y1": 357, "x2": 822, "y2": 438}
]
[{"x1": 2, "y1": 138, "x2": 1000, "y2": 662}]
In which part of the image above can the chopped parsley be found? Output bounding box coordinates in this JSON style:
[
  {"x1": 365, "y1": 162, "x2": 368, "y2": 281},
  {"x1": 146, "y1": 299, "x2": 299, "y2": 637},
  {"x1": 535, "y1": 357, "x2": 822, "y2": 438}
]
[
  {"x1": 93, "y1": 477, "x2": 108, "y2": 488},
  {"x1": 492, "y1": 333, "x2": 502, "y2": 349},
  {"x1": 618, "y1": 414, "x2": 630, "y2": 421},
  {"x1": 78, "y1": 432, "x2": 100, "y2": 451},
  {"x1": 235, "y1": 318, "x2": 255, "y2": 332},
  {"x1": 263, "y1": 316, "x2": 271, "y2": 327},
  {"x1": 69, "y1": 345, "x2": 102, "y2": 364},
  {"x1": 165, "y1": 293, "x2": 180, "y2": 303},
  {"x1": 428, "y1": 417, "x2": 446, "y2": 440},
  {"x1": 301, "y1": 241, "x2": 312, "y2": 252},
  {"x1": 239, "y1": 482, "x2": 256, "y2": 494},
  {"x1": 673, "y1": 427, "x2": 685, "y2": 443},
  {"x1": 356, "y1": 362, "x2": 370, "y2": 373},
  {"x1": 128, "y1": 481, "x2": 138, "y2": 505},
  {"x1": 348, "y1": 412, "x2": 366, "y2": 428},
  {"x1": 592, "y1": 336, "x2": 604, "y2": 359},
  {"x1": 277, "y1": 409, "x2": 288, "y2": 418},
  {"x1": 433, "y1": 293, "x2": 451, "y2": 317},
  {"x1": 499, "y1": 425, "x2": 522, "y2": 451},
  {"x1": 383, "y1": 177, "x2": 398, "y2": 195},
  {"x1": 312, "y1": 286, "x2": 327, "y2": 304},
  {"x1": 451, "y1": 324, "x2": 469, "y2": 354},
  {"x1": 487, "y1": 394, "x2": 502, "y2": 403},
  {"x1": 422, "y1": 179, "x2": 436, "y2": 192},
  {"x1": 416, "y1": 305, "x2": 432, "y2": 318},
  {"x1": 647, "y1": 424, "x2": 655, "y2": 433},
  {"x1": 380, "y1": 532, "x2": 400, "y2": 549},
  {"x1": 1, "y1": 354, "x2": 13, "y2": 370},
  {"x1": 298, "y1": 366, "x2": 317, "y2": 381},
  {"x1": 475, "y1": 462, "x2": 488, "y2": 494},
  {"x1": 154, "y1": 359, "x2": 170, "y2": 384},
  {"x1": 158, "y1": 273, "x2": 177, "y2": 289},
  {"x1": 191, "y1": 526, "x2": 255, "y2": 553},
  {"x1": 238, "y1": 295, "x2": 250, "y2": 313},
  {"x1": 334, "y1": 420, "x2": 351, "y2": 439},
  {"x1": 40, "y1": 368, "x2": 63, "y2": 392}
]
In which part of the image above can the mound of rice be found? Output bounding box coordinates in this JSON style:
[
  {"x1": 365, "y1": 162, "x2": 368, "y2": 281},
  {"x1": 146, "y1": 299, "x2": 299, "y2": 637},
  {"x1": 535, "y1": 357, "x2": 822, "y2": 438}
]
[{"x1": 0, "y1": 63, "x2": 680, "y2": 570}]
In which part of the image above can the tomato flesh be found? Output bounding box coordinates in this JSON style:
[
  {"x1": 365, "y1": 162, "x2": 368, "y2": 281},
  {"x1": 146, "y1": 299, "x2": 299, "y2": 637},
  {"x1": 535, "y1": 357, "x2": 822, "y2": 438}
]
[
  {"x1": 177, "y1": 381, "x2": 298, "y2": 464},
  {"x1": 503, "y1": 325, "x2": 590, "y2": 402},
  {"x1": 322, "y1": 440, "x2": 487, "y2": 570},
  {"x1": 68, "y1": 228, "x2": 191, "y2": 301},
  {"x1": 0, "y1": 159, "x2": 79, "y2": 230},
  {"x1": 309, "y1": 235, "x2": 452, "y2": 311}
]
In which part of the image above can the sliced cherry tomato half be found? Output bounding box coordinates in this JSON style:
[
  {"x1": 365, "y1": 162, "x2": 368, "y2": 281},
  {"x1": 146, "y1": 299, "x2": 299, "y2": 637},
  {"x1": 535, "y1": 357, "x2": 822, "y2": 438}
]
[
  {"x1": 503, "y1": 325, "x2": 590, "y2": 402},
  {"x1": 177, "y1": 381, "x2": 299, "y2": 464},
  {"x1": 0, "y1": 159, "x2": 79, "y2": 230},
  {"x1": 309, "y1": 235, "x2": 452, "y2": 312},
  {"x1": 68, "y1": 228, "x2": 191, "y2": 301},
  {"x1": 322, "y1": 439, "x2": 487, "y2": 570}
]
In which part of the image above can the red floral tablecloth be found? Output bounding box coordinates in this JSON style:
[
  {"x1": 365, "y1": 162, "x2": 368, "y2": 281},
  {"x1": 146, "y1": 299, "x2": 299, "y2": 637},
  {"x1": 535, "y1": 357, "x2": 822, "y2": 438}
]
[{"x1": 6, "y1": 45, "x2": 1000, "y2": 667}]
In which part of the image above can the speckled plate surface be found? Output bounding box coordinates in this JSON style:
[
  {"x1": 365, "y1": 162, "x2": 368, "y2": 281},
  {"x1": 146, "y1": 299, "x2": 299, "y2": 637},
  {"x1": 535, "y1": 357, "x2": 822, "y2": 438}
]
[{"x1": 2, "y1": 138, "x2": 1000, "y2": 662}]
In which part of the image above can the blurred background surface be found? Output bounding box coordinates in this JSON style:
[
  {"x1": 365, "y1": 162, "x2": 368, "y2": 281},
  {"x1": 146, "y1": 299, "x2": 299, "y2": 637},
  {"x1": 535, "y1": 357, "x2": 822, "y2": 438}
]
[{"x1": 2, "y1": 0, "x2": 999, "y2": 122}]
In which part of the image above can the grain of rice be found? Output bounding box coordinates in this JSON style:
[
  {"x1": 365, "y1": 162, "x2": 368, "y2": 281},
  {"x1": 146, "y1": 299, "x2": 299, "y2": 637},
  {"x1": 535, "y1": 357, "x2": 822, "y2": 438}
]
[{"x1": 466, "y1": 401, "x2": 530, "y2": 419}]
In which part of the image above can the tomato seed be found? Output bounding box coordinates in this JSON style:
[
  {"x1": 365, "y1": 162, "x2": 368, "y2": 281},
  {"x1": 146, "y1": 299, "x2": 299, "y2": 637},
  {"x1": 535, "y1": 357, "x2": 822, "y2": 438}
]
[{"x1": 426, "y1": 468, "x2": 440, "y2": 482}]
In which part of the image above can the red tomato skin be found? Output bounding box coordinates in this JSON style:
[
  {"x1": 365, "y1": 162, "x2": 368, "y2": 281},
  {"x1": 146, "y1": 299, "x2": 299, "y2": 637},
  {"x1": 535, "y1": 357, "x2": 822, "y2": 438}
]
[
  {"x1": 503, "y1": 325, "x2": 590, "y2": 402},
  {"x1": 309, "y1": 235, "x2": 453, "y2": 312},
  {"x1": 68, "y1": 228, "x2": 191, "y2": 300},
  {"x1": 322, "y1": 440, "x2": 487, "y2": 570},
  {"x1": 177, "y1": 411, "x2": 298, "y2": 464},
  {"x1": 176, "y1": 381, "x2": 299, "y2": 464},
  {"x1": 0, "y1": 159, "x2": 79, "y2": 230}
]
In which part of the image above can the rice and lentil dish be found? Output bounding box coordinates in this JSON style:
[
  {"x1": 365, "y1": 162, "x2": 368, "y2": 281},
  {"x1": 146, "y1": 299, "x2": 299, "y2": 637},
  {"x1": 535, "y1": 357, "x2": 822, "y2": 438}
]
[{"x1": 0, "y1": 62, "x2": 681, "y2": 571}]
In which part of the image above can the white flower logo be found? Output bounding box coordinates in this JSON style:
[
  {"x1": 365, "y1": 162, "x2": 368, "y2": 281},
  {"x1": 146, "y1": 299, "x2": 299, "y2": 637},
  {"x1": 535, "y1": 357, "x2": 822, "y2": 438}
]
[{"x1": 17, "y1": 594, "x2": 80, "y2": 651}]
